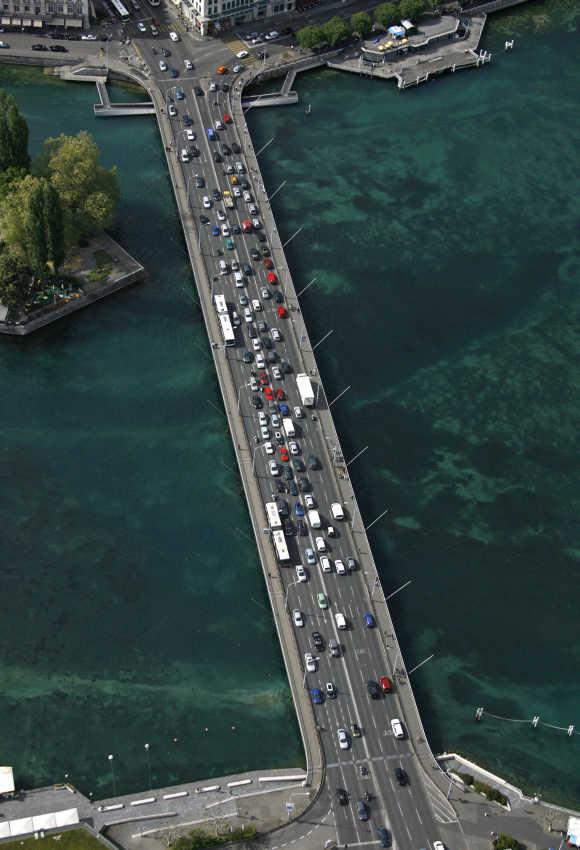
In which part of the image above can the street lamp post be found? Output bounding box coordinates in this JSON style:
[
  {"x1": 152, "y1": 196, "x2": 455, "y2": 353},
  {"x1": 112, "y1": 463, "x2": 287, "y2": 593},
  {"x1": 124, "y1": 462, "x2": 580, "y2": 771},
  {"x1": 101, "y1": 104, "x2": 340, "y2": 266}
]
[
  {"x1": 107, "y1": 754, "x2": 116, "y2": 798},
  {"x1": 144, "y1": 743, "x2": 152, "y2": 790}
]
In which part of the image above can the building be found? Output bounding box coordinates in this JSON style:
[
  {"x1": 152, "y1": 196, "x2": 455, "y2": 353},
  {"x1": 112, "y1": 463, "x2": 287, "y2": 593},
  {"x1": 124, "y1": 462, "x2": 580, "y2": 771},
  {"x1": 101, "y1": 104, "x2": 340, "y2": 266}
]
[
  {"x1": 0, "y1": 0, "x2": 89, "y2": 32},
  {"x1": 173, "y1": 0, "x2": 294, "y2": 37}
]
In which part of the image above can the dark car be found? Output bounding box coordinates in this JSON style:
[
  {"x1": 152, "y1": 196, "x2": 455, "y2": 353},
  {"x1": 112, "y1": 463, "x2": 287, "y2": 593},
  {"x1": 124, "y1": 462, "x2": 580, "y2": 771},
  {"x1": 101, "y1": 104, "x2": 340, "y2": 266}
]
[
  {"x1": 31, "y1": 43, "x2": 48, "y2": 50},
  {"x1": 283, "y1": 466, "x2": 293, "y2": 481},
  {"x1": 357, "y1": 800, "x2": 369, "y2": 821},
  {"x1": 261, "y1": 246, "x2": 271, "y2": 256},
  {"x1": 289, "y1": 481, "x2": 298, "y2": 496},
  {"x1": 367, "y1": 680, "x2": 381, "y2": 700},
  {"x1": 213, "y1": 151, "x2": 222, "y2": 163},
  {"x1": 298, "y1": 519, "x2": 307, "y2": 536},
  {"x1": 222, "y1": 143, "x2": 231, "y2": 155},
  {"x1": 293, "y1": 458, "x2": 305, "y2": 472},
  {"x1": 394, "y1": 767, "x2": 408, "y2": 786},
  {"x1": 280, "y1": 359, "x2": 291, "y2": 373},
  {"x1": 283, "y1": 520, "x2": 296, "y2": 536},
  {"x1": 241, "y1": 179, "x2": 250, "y2": 190},
  {"x1": 276, "y1": 499, "x2": 289, "y2": 517},
  {"x1": 199, "y1": 214, "x2": 209, "y2": 225},
  {"x1": 194, "y1": 85, "x2": 204, "y2": 96},
  {"x1": 298, "y1": 477, "x2": 310, "y2": 493},
  {"x1": 262, "y1": 336, "x2": 272, "y2": 350},
  {"x1": 274, "y1": 291, "x2": 284, "y2": 304},
  {"x1": 336, "y1": 788, "x2": 348, "y2": 806},
  {"x1": 275, "y1": 479, "x2": 286, "y2": 494},
  {"x1": 257, "y1": 321, "x2": 267, "y2": 333},
  {"x1": 182, "y1": 113, "x2": 192, "y2": 126},
  {"x1": 376, "y1": 827, "x2": 391, "y2": 848},
  {"x1": 242, "y1": 350, "x2": 253, "y2": 364},
  {"x1": 250, "y1": 248, "x2": 260, "y2": 260},
  {"x1": 257, "y1": 50, "x2": 267, "y2": 59},
  {"x1": 170, "y1": 67, "x2": 179, "y2": 78},
  {"x1": 242, "y1": 263, "x2": 252, "y2": 275},
  {"x1": 49, "y1": 44, "x2": 68, "y2": 51},
  {"x1": 307, "y1": 454, "x2": 320, "y2": 470},
  {"x1": 257, "y1": 232, "x2": 267, "y2": 243},
  {"x1": 195, "y1": 175, "x2": 205, "y2": 188},
  {"x1": 161, "y1": 47, "x2": 171, "y2": 56},
  {"x1": 232, "y1": 142, "x2": 241, "y2": 154},
  {"x1": 311, "y1": 631, "x2": 324, "y2": 651},
  {"x1": 251, "y1": 395, "x2": 262, "y2": 409},
  {"x1": 212, "y1": 189, "x2": 221, "y2": 201}
]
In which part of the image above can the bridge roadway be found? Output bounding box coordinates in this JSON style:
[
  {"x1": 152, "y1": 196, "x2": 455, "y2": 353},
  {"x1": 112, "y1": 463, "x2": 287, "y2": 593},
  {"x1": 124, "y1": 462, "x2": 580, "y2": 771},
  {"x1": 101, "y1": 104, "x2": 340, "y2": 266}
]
[{"x1": 126, "y1": 27, "x2": 459, "y2": 850}]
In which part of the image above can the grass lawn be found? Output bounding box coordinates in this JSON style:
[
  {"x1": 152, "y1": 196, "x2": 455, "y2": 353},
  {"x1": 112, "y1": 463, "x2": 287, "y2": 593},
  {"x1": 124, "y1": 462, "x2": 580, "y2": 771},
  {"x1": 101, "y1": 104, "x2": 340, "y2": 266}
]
[{"x1": 0, "y1": 829, "x2": 106, "y2": 849}]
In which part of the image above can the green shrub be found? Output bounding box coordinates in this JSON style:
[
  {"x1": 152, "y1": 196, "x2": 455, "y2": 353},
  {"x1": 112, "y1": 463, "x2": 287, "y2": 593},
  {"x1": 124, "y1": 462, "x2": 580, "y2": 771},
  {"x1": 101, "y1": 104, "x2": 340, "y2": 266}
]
[
  {"x1": 493, "y1": 833, "x2": 525, "y2": 850},
  {"x1": 458, "y1": 772, "x2": 474, "y2": 786}
]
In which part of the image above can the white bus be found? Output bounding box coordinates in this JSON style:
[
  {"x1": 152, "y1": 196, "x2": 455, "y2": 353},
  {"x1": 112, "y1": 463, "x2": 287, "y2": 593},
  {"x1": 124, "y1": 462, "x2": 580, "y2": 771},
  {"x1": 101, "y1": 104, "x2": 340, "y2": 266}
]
[
  {"x1": 109, "y1": 0, "x2": 130, "y2": 20},
  {"x1": 217, "y1": 312, "x2": 235, "y2": 347},
  {"x1": 214, "y1": 293, "x2": 228, "y2": 315},
  {"x1": 265, "y1": 501, "x2": 282, "y2": 530},
  {"x1": 272, "y1": 529, "x2": 290, "y2": 564}
]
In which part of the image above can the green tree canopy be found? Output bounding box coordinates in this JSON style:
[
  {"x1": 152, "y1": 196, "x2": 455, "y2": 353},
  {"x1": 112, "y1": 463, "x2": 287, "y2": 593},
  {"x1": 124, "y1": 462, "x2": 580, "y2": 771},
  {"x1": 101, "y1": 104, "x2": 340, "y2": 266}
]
[
  {"x1": 36, "y1": 130, "x2": 120, "y2": 244},
  {"x1": 0, "y1": 90, "x2": 30, "y2": 174},
  {"x1": 0, "y1": 251, "x2": 31, "y2": 312},
  {"x1": 399, "y1": 0, "x2": 427, "y2": 20},
  {"x1": 1, "y1": 174, "x2": 66, "y2": 274},
  {"x1": 296, "y1": 25, "x2": 327, "y2": 49},
  {"x1": 322, "y1": 16, "x2": 351, "y2": 46},
  {"x1": 350, "y1": 11, "x2": 373, "y2": 37},
  {"x1": 374, "y1": 2, "x2": 399, "y2": 27}
]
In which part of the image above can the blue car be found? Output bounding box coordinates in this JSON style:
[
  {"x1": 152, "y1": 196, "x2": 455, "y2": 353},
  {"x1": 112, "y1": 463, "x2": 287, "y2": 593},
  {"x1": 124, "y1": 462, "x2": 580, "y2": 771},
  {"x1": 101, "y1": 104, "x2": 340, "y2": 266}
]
[
  {"x1": 175, "y1": 87, "x2": 184, "y2": 100},
  {"x1": 295, "y1": 503, "x2": 305, "y2": 517},
  {"x1": 211, "y1": 224, "x2": 219, "y2": 236},
  {"x1": 310, "y1": 687, "x2": 323, "y2": 705},
  {"x1": 278, "y1": 402, "x2": 290, "y2": 415},
  {"x1": 182, "y1": 113, "x2": 192, "y2": 127},
  {"x1": 170, "y1": 67, "x2": 179, "y2": 78},
  {"x1": 363, "y1": 612, "x2": 376, "y2": 628}
]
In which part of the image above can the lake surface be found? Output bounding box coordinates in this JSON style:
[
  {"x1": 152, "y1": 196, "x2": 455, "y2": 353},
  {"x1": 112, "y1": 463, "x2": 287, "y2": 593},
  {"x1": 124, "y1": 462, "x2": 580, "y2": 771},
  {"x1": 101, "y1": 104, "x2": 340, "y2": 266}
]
[{"x1": 0, "y1": 0, "x2": 578, "y2": 805}]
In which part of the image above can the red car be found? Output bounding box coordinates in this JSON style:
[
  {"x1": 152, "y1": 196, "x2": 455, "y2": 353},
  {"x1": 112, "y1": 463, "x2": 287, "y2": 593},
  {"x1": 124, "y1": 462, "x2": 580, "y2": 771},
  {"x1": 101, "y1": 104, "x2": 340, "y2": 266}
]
[
  {"x1": 223, "y1": 112, "x2": 232, "y2": 124},
  {"x1": 267, "y1": 271, "x2": 277, "y2": 284},
  {"x1": 264, "y1": 387, "x2": 274, "y2": 400},
  {"x1": 263, "y1": 258, "x2": 274, "y2": 269},
  {"x1": 241, "y1": 218, "x2": 252, "y2": 233},
  {"x1": 379, "y1": 676, "x2": 392, "y2": 693},
  {"x1": 258, "y1": 371, "x2": 268, "y2": 386},
  {"x1": 277, "y1": 306, "x2": 287, "y2": 319},
  {"x1": 280, "y1": 447, "x2": 289, "y2": 462},
  {"x1": 275, "y1": 388, "x2": 285, "y2": 401}
]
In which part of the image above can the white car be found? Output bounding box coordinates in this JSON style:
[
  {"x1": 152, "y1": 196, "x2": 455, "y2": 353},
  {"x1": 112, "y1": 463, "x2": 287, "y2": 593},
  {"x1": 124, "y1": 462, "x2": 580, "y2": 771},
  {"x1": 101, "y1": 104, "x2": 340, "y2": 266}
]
[
  {"x1": 272, "y1": 366, "x2": 282, "y2": 380},
  {"x1": 231, "y1": 310, "x2": 241, "y2": 327},
  {"x1": 159, "y1": 60, "x2": 167, "y2": 71},
  {"x1": 184, "y1": 58, "x2": 193, "y2": 70},
  {"x1": 252, "y1": 338, "x2": 261, "y2": 352},
  {"x1": 168, "y1": 103, "x2": 177, "y2": 117},
  {"x1": 433, "y1": 843, "x2": 445, "y2": 850},
  {"x1": 289, "y1": 441, "x2": 299, "y2": 455},
  {"x1": 236, "y1": 49, "x2": 249, "y2": 58},
  {"x1": 81, "y1": 33, "x2": 97, "y2": 40},
  {"x1": 264, "y1": 441, "x2": 274, "y2": 455},
  {"x1": 233, "y1": 186, "x2": 242, "y2": 197},
  {"x1": 271, "y1": 328, "x2": 281, "y2": 341},
  {"x1": 268, "y1": 30, "x2": 279, "y2": 39},
  {"x1": 304, "y1": 652, "x2": 316, "y2": 672},
  {"x1": 320, "y1": 556, "x2": 332, "y2": 573},
  {"x1": 138, "y1": 22, "x2": 147, "y2": 32},
  {"x1": 249, "y1": 376, "x2": 258, "y2": 391},
  {"x1": 221, "y1": 224, "x2": 230, "y2": 237},
  {"x1": 256, "y1": 353, "x2": 265, "y2": 368},
  {"x1": 202, "y1": 196, "x2": 211, "y2": 208},
  {"x1": 271, "y1": 413, "x2": 280, "y2": 427},
  {"x1": 315, "y1": 536, "x2": 326, "y2": 553},
  {"x1": 209, "y1": 81, "x2": 217, "y2": 91},
  {"x1": 293, "y1": 609, "x2": 304, "y2": 628},
  {"x1": 261, "y1": 287, "x2": 271, "y2": 299},
  {"x1": 258, "y1": 412, "x2": 268, "y2": 426},
  {"x1": 335, "y1": 559, "x2": 346, "y2": 575},
  {"x1": 304, "y1": 494, "x2": 315, "y2": 508},
  {"x1": 216, "y1": 209, "x2": 226, "y2": 222},
  {"x1": 186, "y1": 128, "x2": 196, "y2": 141},
  {"x1": 260, "y1": 425, "x2": 269, "y2": 440},
  {"x1": 243, "y1": 191, "x2": 252, "y2": 202},
  {"x1": 391, "y1": 718, "x2": 405, "y2": 739},
  {"x1": 252, "y1": 299, "x2": 262, "y2": 312},
  {"x1": 231, "y1": 259, "x2": 239, "y2": 271},
  {"x1": 252, "y1": 217, "x2": 261, "y2": 229},
  {"x1": 296, "y1": 564, "x2": 307, "y2": 583},
  {"x1": 232, "y1": 64, "x2": 242, "y2": 73},
  {"x1": 294, "y1": 406, "x2": 303, "y2": 418},
  {"x1": 169, "y1": 30, "x2": 179, "y2": 41},
  {"x1": 215, "y1": 120, "x2": 224, "y2": 131},
  {"x1": 337, "y1": 728, "x2": 349, "y2": 750},
  {"x1": 269, "y1": 460, "x2": 279, "y2": 476},
  {"x1": 326, "y1": 682, "x2": 336, "y2": 699},
  {"x1": 304, "y1": 548, "x2": 316, "y2": 565}
]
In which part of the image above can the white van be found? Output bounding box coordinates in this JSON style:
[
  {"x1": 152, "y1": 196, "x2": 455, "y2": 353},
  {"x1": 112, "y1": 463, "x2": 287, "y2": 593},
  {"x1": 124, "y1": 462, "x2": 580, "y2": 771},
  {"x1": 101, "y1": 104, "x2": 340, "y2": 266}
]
[
  {"x1": 180, "y1": 148, "x2": 190, "y2": 163},
  {"x1": 234, "y1": 271, "x2": 244, "y2": 288},
  {"x1": 169, "y1": 30, "x2": 179, "y2": 41},
  {"x1": 331, "y1": 502, "x2": 345, "y2": 521},
  {"x1": 320, "y1": 556, "x2": 332, "y2": 573},
  {"x1": 235, "y1": 161, "x2": 245, "y2": 174},
  {"x1": 315, "y1": 536, "x2": 326, "y2": 553},
  {"x1": 391, "y1": 718, "x2": 405, "y2": 739},
  {"x1": 334, "y1": 612, "x2": 347, "y2": 630},
  {"x1": 219, "y1": 260, "x2": 228, "y2": 275},
  {"x1": 282, "y1": 417, "x2": 295, "y2": 437},
  {"x1": 307, "y1": 509, "x2": 321, "y2": 529}
]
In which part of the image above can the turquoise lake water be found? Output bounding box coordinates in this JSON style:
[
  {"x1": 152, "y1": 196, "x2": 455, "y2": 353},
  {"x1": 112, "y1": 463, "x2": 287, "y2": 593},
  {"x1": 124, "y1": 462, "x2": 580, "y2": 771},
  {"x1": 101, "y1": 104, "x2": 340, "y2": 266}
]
[{"x1": 0, "y1": 0, "x2": 578, "y2": 805}]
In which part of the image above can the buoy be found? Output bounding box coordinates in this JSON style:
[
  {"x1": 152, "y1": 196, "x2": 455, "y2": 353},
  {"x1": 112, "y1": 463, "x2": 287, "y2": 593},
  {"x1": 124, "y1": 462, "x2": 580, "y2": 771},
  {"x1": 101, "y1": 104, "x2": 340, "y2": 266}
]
[{"x1": 505, "y1": 40, "x2": 514, "y2": 50}]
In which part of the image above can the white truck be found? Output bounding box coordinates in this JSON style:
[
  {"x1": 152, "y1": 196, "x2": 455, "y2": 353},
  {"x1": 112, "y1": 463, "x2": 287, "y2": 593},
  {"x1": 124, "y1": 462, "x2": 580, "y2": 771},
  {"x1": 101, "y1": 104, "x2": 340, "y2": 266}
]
[
  {"x1": 307, "y1": 509, "x2": 321, "y2": 529},
  {"x1": 296, "y1": 373, "x2": 315, "y2": 407},
  {"x1": 282, "y1": 417, "x2": 295, "y2": 437}
]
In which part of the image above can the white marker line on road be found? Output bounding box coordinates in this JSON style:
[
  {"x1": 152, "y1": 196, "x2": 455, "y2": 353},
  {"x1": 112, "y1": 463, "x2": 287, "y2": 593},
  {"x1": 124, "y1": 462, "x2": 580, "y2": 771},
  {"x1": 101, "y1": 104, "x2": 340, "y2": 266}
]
[{"x1": 415, "y1": 806, "x2": 423, "y2": 825}]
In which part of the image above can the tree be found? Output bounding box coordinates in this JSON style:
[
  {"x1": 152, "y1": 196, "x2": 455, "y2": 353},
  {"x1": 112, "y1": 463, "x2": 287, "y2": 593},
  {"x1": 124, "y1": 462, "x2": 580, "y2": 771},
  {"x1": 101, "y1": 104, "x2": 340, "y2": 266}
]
[
  {"x1": 43, "y1": 183, "x2": 65, "y2": 272},
  {"x1": 296, "y1": 25, "x2": 326, "y2": 49},
  {"x1": 0, "y1": 175, "x2": 66, "y2": 274},
  {"x1": 37, "y1": 130, "x2": 120, "y2": 244},
  {"x1": 322, "y1": 16, "x2": 351, "y2": 46},
  {"x1": 23, "y1": 179, "x2": 48, "y2": 279},
  {"x1": 350, "y1": 11, "x2": 373, "y2": 37},
  {"x1": 399, "y1": 0, "x2": 427, "y2": 20},
  {"x1": 374, "y1": 2, "x2": 399, "y2": 27},
  {"x1": 0, "y1": 90, "x2": 30, "y2": 174},
  {"x1": 0, "y1": 251, "x2": 31, "y2": 312}
]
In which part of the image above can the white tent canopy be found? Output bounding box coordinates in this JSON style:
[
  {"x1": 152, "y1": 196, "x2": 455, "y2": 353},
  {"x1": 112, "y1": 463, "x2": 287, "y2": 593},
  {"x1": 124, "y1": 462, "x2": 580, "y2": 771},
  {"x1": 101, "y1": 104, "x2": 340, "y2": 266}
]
[{"x1": 0, "y1": 766, "x2": 15, "y2": 795}]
